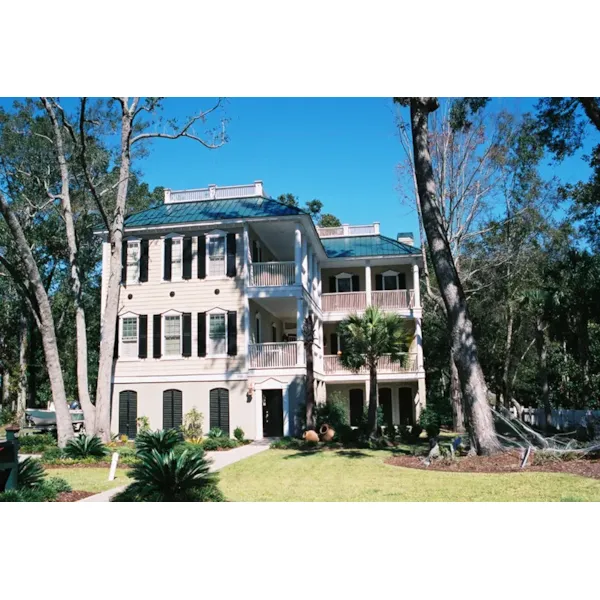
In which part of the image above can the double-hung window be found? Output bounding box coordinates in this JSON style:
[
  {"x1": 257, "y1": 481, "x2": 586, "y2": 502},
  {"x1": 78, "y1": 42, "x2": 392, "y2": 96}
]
[
  {"x1": 121, "y1": 317, "x2": 138, "y2": 358},
  {"x1": 171, "y1": 238, "x2": 183, "y2": 280},
  {"x1": 209, "y1": 313, "x2": 226, "y2": 355},
  {"x1": 164, "y1": 315, "x2": 181, "y2": 356},
  {"x1": 126, "y1": 241, "x2": 140, "y2": 284},
  {"x1": 382, "y1": 271, "x2": 400, "y2": 290},
  {"x1": 207, "y1": 235, "x2": 226, "y2": 276},
  {"x1": 336, "y1": 274, "x2": 352, "y2": 293}
]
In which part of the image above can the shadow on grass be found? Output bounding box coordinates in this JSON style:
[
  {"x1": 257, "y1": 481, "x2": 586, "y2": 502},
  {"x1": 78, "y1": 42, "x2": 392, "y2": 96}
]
[{"x1": 335, "y1": 450, "x2": 370, "y2": 459}]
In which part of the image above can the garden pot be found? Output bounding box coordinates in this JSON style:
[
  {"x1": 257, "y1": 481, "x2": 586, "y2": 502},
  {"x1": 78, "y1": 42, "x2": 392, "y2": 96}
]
[
  {"x1": 319, "y1": 424, "x2": 335, "y2": 442},
  {"x1": 303, "y1": 430, "x2": 319, "y2": 443}
]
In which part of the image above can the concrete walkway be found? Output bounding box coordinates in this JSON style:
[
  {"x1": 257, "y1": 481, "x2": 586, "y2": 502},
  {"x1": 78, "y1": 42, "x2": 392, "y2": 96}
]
[{"x1": 79, "y1": 439, "x2": 271, "y2": 502}]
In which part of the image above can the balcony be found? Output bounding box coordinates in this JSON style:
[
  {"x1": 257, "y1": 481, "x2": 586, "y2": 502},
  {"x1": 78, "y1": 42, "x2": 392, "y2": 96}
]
[
  {"x1": 322, "y1": 290, "x2": 415, "y2": 314},
  {"x1": 371, "y1": 290, "x2": 415, "y2": 309},
  {"x1": 249, "y1": 261, "x2": 296, "y2": 287},
  {"x1": 322, "y1": 291, "x2": 367, "y2": 312},
  {"x1": 324, "y1": 353, "x2": 417, "y2": 375},
  {"x1": 248, "y1": 342, "x2": 300, "y2": 368}
]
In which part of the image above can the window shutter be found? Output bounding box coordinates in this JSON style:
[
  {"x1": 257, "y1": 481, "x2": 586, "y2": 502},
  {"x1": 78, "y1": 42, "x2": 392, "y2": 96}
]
[
  {"x1": 226, "y1": 233, "x2": 236, "y2": 277},
  {"x1": 153, "y1": 315, "x2": 162, "y2": 358},
  {"x1": 163, "y1": 389, "x2": 183, "y2": 430},
  {"x1": 163, "y1": 238, "x2": 172, "y2": 281},
  {"x1": 197, "y1": 312, "x2": 206, "y2": 357},
  {"x1": 182, "y1": 237, "x2": 192, "y2": 280},
  {"x1": 119, "y1": 391, "x2": 138, "y2": 438},
  {"x1": 329, "y1": 276, "x2": 336, "y2": 293},
  {"x1": 121, "y1": 243, "x2": 127, "y2": 284},
  {"x1": 182, "y1": 313, "x2": 192, "y2": 357},
  {"x1": 114, "y1": 317, "x2": 119, "y2": 359},
  {"x1": 140, "y1": 239, "x2": 149, "y2": 282},
  {"x1": 330, "y1": 333, "x2": 338, "y2": 355},
  {"x1": 227, "y1": 311, "x2": 237, "y2": 356},
  {"x1": 197, "y1": 235, "x2": 206, "y2": 279},
  {"x1": 375, "y1": 274, "x2": 383, "y2": 290},
  {"x1": 351, "y1": 274, "x2": 360, "y2": 291},
  {"x1": 399, "y1": 273, "x2": 407, "y2": 289},
  {"x1": 138, "y1": 315, "x2": 148, "y2": 359},
  {"x1": 210, "y1": 388, "x2": 230, "y2": 435}
]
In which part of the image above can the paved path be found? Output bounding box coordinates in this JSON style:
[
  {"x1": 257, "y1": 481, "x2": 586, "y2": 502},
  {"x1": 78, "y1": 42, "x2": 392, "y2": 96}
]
[{"x1": 79, "y1": 439, "x2": 271, "y2": 502}]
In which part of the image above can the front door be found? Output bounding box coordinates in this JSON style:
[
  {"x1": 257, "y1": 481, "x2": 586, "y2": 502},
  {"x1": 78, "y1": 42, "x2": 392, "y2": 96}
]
[
  {"x1": 262, "y1": 389, "x2": 283, "y2": 437},
  {"x1": 398, "y1": 388, "x2": 414, "y2": 425},
  {"x1": 349, "y1": 388, "x2": 364, "y2": 426}
]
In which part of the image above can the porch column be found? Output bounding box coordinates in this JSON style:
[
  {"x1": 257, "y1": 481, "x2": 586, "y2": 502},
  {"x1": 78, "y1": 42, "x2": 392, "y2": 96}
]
[
  {"x1": 283, "y1": 386, "x2": 290, "y2": 436},
  {"x1": 412, "y1": 263, "x2": 421, "y2": 308},
  {"x1": 415, "y1": 317, "x2": 424, "y2": 372},
  {"x1": 296, "y1": 297, "x2": 305, "y2": 366},
  {"x1": 416, "y1": 379, "x2": 427, "y2": 420},
  {"x1": 301, "y1": 236, "x2": 308, "y2": 289},
  {"x1": 255, "y1": 388, "x2": 264, "y2": 440},
  {"x1": 243, "y1": 225, "x2": 251, "y2": 366},
  {"x1": 295, "y1": 224, "x2": 302, "y2": 286},
  {"x1": 317, "y1": 261, "x2": 322, "y2": 308},
  {"x1": 365, "y1": 260, "x2": 372, "y2": 306}
]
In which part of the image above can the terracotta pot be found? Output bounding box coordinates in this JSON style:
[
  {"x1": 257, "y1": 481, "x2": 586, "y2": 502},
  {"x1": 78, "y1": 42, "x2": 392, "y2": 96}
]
[
  {"x1": 319, "y1": 424, "x2": 335, "y2": 442},
  {"x1": 303, "y1": 430, "x2": 319, "y2": 443}
]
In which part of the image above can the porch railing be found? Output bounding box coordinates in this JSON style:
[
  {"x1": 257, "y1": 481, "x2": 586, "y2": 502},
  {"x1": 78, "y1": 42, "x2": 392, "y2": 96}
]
[
  {"x1": 249, "y1": 261, "x2": 296, "y2": 287},
  {"x1": 371, "y1": 289, "x2": 414, "y2": 309},
  {"x1": 324, "y1": 353, "x2": 417, "y2": 374},
  {"x1": 322, "y1": 291, "x2": 367, "y2": 312},
  {"x1": 248, "y1": 342, "x2": 299, "y2": 368}
]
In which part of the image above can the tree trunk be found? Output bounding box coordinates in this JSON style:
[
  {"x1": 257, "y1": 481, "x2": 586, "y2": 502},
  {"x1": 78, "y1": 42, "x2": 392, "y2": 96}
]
[
  {"x1": 368, "y1": 365, "x2": 378, "y2": 437},
  {"x1": 535, "y1": 317, "x2": 551, "y2": 431},
  {"x1": 409, "y1": 98, "x2": 500, "y2": 455},
  {"x1": 450, "y1": 352, "x2": 465, "y2": 433},
  {"x1": 1, "y1": 369, "x2": 10, "y2": 410},
  {"x1": 304, "y1": 317, "x2": 316, "y2": 430},
  {"x1": 502, "y1": 306, "x2": 514, "y2": 409},
  {"x1": 18, "y1": 313, "x2": 28, "y2": 426},
  {"x1": 94, "y1": 106, "x2": 133, "y2": 442},
  {"x1": 0, "y1": 193, "x2": 74, "y2": 447}
]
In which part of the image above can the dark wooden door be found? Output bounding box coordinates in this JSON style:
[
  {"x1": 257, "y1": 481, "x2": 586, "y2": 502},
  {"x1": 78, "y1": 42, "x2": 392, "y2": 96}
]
[
  {"x1": 210, "y1": 388, "x2": 230, "y2": 436},
  {"x1": 262, "y1": 390, "x2": 283, "y2": 437},
  {"x1": 398, "y1": 388, "x2": 414, "y2": 425},
  {"x1": 379, "y1": 387, "x2": 393, "y2": 427},
  {"x1": 118, "y1": 390, "x2": 138, "y2": 438},
  {"x1": 349, "y1": 388, "x2": 364, "y2": 426}
]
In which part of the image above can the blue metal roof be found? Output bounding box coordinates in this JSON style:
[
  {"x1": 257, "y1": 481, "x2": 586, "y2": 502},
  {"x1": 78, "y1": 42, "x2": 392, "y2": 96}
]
[
  {"x1": 322, "y1": 235, "x2": 420, "y2": 258},
  {"x1": 124, "y1": 197, "x2": 304, "y2": 228}
]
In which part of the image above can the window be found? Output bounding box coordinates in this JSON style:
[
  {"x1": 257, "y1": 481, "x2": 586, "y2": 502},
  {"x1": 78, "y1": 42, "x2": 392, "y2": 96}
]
[
  {"x1": 164, "y1": 315, "x2": 181, "y2": 356},
  {"x1": 207, "y1": 235, "x2": 226, "y2": 276},
  {"x1": 126, "y1": 241, "x2": 140, "y2": 284},
  {"x1": 336, "y1": 274, "x2": 352, "y2": 293},
  {"x1": 121, "y1": 317, "x2": 138, "y2": 358},
  {"x1": 383, "y1": 273, "x2": 399, "y2": 290},
  {"x1": 171, "y1": 238, "x2": 182, "y2": 280},
  {"x1": 209, "y1": 313, "x2": 226, "y2": 355}
]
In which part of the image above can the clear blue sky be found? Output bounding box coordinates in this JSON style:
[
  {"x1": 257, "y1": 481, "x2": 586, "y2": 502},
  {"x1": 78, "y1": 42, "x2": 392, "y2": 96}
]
[{"x1": 1, "y1": 97, "x2": 595, "y2": 245}]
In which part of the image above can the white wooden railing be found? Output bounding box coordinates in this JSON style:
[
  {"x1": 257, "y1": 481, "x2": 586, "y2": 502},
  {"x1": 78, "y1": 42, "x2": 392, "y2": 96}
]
[
  {"x1": 248, "y1": 342, "x2": 299, "y2": 368},
  {"x1": 371, "y1": 290, "x2": 415, "y2": 309},
  {"x1": 167, "y1": 182, "x2": 264, "y2": 204},
  {"x1": 322, "y1": 291, "x2": 367, "y2": 312},
  {"x1": 324, "y1": 353, "x2": 417, "y2": 374},
  {"x1": 317, "y1": 223, "x2": 380, "y2": 238},
  {"x1": 250, "y1": 261, "x2": 296, "y2": 287},
  {"x1": 317, "y1": 226, "x2": 345, "y2": 237}
]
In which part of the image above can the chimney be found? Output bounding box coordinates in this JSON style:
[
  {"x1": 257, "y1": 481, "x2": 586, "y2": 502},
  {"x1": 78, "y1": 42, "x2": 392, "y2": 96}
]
[{"x1": 397, "y1": 231, "x2": 414, "y2": 246}]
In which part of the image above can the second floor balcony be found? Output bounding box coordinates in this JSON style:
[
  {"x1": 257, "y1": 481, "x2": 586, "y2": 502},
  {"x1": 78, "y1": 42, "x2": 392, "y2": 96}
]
[
  {"x1": 248, "y1": 342, "x2": 302, "y2": 369},
  {"x1": 324, "y1": 353, "x2": 418, "y2": 375},
  {"x1": 322, "y1": 289, "x2": 415, "y2": 313},
  {"x1": 249, "y1": 261, "x2": 296, "y2": 287}
]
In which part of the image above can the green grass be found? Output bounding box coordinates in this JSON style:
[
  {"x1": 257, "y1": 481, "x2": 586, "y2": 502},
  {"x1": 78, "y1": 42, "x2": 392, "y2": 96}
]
[
  {"x1": 45, "y1": 468, "x2": 132, "y2": 493},
  {"x1": 219, "y1": 449, "x2": 600, "y2": 502}
]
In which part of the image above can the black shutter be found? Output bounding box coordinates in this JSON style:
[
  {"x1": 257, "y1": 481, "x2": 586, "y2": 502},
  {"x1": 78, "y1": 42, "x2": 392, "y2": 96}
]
[
  {"x1": 197, "y1": 235, "x2": 206, "y2": 279},
  {"x1": 121, "y1": 242, "x2": 127, "y2": 284},
  {"x1": 210, "y1": 388, "x2": 230, "y2": 435},
  {"x1": 164, "y1": 238, "x2": 172, "y2": 281},
  {"x1": 227, "y1": 311, "x2": 237, "y2": 356},
  {"x1": 329, "y1": 276, "x2": 336, "y2": 293},
  {"x1": 330, "y1": 333, "x2": 338, "y2": 355},
  {"x1": 114, "y1": 317, "x2": 119, "y2": 359},
  {"x1": 198, "y1": 312, "x2": 206, "y2": 357},
  {"x1": 399, "y1": 273, "x2": 407, "y2": 289},
  {"x1": 119, "y1": 391, "x2": 137, "y2": 438},
  {"x1": 226, "y1": 233, "x2": 236, "y2": 277},
  {"x1": 163, "y1": 389, "x2": 182, "y2": 430},
  {"x1": 153, "y1": 314, "x2": 162, "y2": 358},
  {"x1": 182, "y1": 313, "x2": 192, "y2": 357},
  {"x1": 351, "y1": 274, "x2": 360, "y2": 291},
  {"x1": 375, "y1": 274, "x2": 383, "y2": 290},
  {"x1": 140, "y1": 239, "x2": 149, "y2": 282},
  {"x1": 182, "y1": 237, "x2": 192, "y2": 280},
  {"x1": 138, "y1": 315, "x2": 148, "y2": 359}
]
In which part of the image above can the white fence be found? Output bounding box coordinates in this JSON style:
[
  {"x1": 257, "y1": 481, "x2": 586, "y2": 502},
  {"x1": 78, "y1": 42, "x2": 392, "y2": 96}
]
[
  {"x1": 322, "y1": 291, "x2": 367, "y2": 312},
  {"x1": 371, "y1": 290, "x2": 414, "y2": 309},
  {"x1": 510, "y1": 407, "x2": 600, "y2": 430},
  {"x1": 250, "y1": 261, "x2": 295, "y2": 287},
  {"x1": 248, "y1": 342, "x2": 299, "y2": 368}
]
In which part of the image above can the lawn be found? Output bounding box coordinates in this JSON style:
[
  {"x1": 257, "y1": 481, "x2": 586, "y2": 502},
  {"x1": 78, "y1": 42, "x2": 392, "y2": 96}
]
[
  {"x1": 46, "y1": 468, "x2": 132, "y2": 493},
  {"x1": 218, "y1": 449, "x2": 600, "y2": 502}
]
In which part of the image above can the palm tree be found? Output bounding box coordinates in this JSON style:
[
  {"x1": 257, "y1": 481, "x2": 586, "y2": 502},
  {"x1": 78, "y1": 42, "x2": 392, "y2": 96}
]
[
  {"x1": 338, "y1": 306, "x2": 412, "y2": 437},
  {"x1": 302, "y1": 314, "x2": 317, "y2": 431}
]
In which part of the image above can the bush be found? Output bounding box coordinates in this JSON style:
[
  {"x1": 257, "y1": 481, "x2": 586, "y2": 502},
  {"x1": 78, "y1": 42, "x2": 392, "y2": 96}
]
[
  {"x1": 270, "y1": 437, "x2": 319, "y2": 450},
  {"x1": 18, "y1": 433, "x2": 57, "y2": 453},
  {"x1": 0, "y1": 479, "x2": 63, "y2": 502},
  {"x1": 0, "y1": 490, "x2": 24, "y2": 502},
  {"x1": 45, "y1": 477, "x2": 72, "y2": 494},
  {"x1": 64, "y1": 435, "x2": 108, "y2": 459},
  {"x1": 233, "y1": 427, "x2": 245, "y2": 442},
  {"x1": 419, "y1": 407, "x2": 441, "y2": 439},
  {"x1": 111, "y1": 448, "x2": 220, "y2": 502},
  {"x1": 207, "y1": 427, "x2": 225, "y2": 439},
  {"x1": 202, "y1": 437, "x2": 238, "y2": 451},
  {"x1": 398, "y1": 424, "x2": 423, "y2": 444},
  {"x1": 180, "y1": 408, "x2": 204, "y2": 443},
  {"x1": 18, "y1": 457, "x2": 46, "y2": 489},
  {"x1": 41, "y1": 447, "x2": 66, "y2": 462},
  {"x1": 316, "y1": 394, "x2": 349, "y2": 432},
  {"x1": 137, "y1": 416, "x2": 151, "y2": 434},
  {"x1": 135, "y1": 429, "x2": 180, "y2": 455},
  {"x1": 0, "y1": 407, "x2": 17, "y2": 426}
]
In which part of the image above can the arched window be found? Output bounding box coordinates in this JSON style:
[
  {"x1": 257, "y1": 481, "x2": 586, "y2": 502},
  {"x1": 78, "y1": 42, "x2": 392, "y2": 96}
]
[
  {"x1": 378, "y1": 387, "x2": 393, "y2": 427},
  {"x1": 163, "y1": 389, "x2": 183, "y2": 430},
  {"x1": 209, "y1": 388, "x2": 230, "y2": 435},
  {"x1": 119, "y1": 390, "x2": 138, "y2": 438}
]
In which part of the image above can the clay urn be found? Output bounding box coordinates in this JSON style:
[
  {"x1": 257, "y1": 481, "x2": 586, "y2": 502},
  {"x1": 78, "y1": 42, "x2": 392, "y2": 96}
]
[
  {"x1": 319, "y1": 424, "x2": 335, "y2": 442},
  {"x1": 303, "y1": 430, "x2": 319, "y2": 443}
]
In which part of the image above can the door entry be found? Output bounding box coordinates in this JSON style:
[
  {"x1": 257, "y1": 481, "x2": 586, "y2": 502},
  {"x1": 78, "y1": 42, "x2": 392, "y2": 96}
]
[
  {"x1": 349, "y1": 388, "x2": 364, "y2": 426},
  {"x1": 398, "y1": 388, "x2": 414, "y2": 425},
  {"x1": 262, "y1": 389, "x2": 283, "y2": 437}
]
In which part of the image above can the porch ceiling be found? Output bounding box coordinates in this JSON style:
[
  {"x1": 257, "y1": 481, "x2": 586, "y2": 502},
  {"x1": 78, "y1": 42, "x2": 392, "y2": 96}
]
[
  {"x1": 250, "y1": 220, "x2": 298, "y2": 261},
  {"x1": 251, "y1": 296, "x2": 297, "y2": 321}
]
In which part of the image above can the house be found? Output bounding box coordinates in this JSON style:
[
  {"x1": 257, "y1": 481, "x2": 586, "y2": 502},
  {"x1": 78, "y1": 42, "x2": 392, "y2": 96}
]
[{"x1": 99, "y1": 181, "x2": 425, "y2": 439}]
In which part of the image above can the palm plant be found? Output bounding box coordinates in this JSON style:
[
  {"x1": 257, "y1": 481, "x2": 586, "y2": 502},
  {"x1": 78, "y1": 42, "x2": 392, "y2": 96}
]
[
  {"x1": 63, "y1": 434, "x2": 108, "y2": 459},
  {"x1": 338, "y1": 306, "x2": 412, "y2": 437},
  {"x1": 135, "y1": 429, "x2": 180, "y2": 455},
  {"x1": 18, "y1": 457, "x2": 46, "y2": 489}
]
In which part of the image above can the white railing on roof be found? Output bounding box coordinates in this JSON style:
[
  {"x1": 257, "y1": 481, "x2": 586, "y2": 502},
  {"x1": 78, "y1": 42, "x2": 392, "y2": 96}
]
[
  {"x1": 166, "y1": 181, "x2": 265, "y2": 204},
  {"x1": 317, "y1": 222, "x2": 380, "y2": 238}
]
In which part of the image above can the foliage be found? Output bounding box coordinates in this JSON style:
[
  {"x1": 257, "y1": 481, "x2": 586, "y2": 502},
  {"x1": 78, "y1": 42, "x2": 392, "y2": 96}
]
[
  {"x1": 270, "y1": 437, "x2": 320, "y2": 450},
  {"x1": 419, "y1": 407, "x2": 441, "y2": 439},
  {"x1": 315, "y1": 392, "x2": 349, "y2": 432},
  {"x1": 0, "y1": 408, "x2": 17, "y2": 425},
  {"x1": 18, "y1": 433, "x2": 57, "y2": 453},
  {"x1": 233, "y1": 427, "x2": 245, "y2": 442},
  {"x1": 41, "y1": 447, "x2": 66, "y2": 462},
  {"x1": 180, "y1": 408, "x2": 204, "y2": 443},
  {"x1": 136, "y1": 416, "x2": 151, "y2": 434},
  {"x1": 319, "y1": 213, "x2": 342, "y2": 228},
  {"x1": 207, "y1": 427, "x2": 225, "y2": 439},
  {"x1": 17, "y1": 457, "x2": 46, "y2": 489},
  {"x1": 0, "y1": 477, "x2": 67, "y2": 502},
  {"x1": 202, "y1": 437, "x2": 238, "y2": 451},
  {"x1": 135, "y1": 429, "x2": 180, "y2": 455},
  {"x1": 63, "y1": 435, "x2": 108, "y2": 459},
  {"x1": 44, "y1": 476, "x2": 72, "y2": 494}
]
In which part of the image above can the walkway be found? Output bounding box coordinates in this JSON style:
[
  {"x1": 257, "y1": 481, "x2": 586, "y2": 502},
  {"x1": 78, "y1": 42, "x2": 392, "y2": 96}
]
[{"x1": 79, "y1": 439, "x2": 272, "y2": 502}]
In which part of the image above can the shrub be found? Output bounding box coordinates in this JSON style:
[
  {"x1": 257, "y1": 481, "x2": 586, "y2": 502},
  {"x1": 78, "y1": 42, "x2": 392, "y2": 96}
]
[
  {"x1": 45, "y1": 477, "x2": 72, "y2": 494},
  {"x1": 0, "y1": 407, "x2": 17, "y2": 426},
  {"x1": 0, "y1": 490, "x2": 24, "y2": 502},
  {"x1": 207, "y1": 427, "x2": 225, "y2": 439},
  {"x1": 233, "y1": 427, "x2": 245, "y2": 442},
  {"x1": 316, "y1": 394, "x2": 349, "y2": 432},
  {"x1": 120, "y1": 434, "x2": 129, "y2": 444},
  {"x1": 18, "y1": 457, "x2": 46, "y2": 489},
  {"x1": 135, "y1": 429, "x2": 180, "y2": 455},
  {"x1": 0, "y1": 479, "x2": 63, "y2": 502},
  {"x1": 64, "y1": 435, "x2": 108, "y2": 459},
  {"x1": 41, "y1": 447, "x2": 66, "y2": 462},
  {"x1": 202, "y1": 437, "x2": 238, "y2": 451},
  {"x1": 18, "y1": 433, "x2": 57, "y2": 453},
  {"x1": 398, "y1": 424, "x2": 423, "y2": 444},
  {"x1": 270, "y1": 437, "x2": 319, "y2": 450},
  {"x1": 111, "y1": 448, "x2": 220, "y2": 502},
  {"x1": 419, "y1": 407, "x2": 441, "y2": 439},
  {"x1": 137, "y1": 416, "x2": 151, "y2": 434},
  {"x1": 180, "y1": 408, "x2": 204, "y2": 443}
]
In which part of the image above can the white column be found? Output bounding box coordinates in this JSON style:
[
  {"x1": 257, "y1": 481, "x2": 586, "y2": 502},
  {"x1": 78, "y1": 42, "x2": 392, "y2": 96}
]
[
  {"x1": 283, "y1": 386, "x2": 290, "y2": 436},
  {"x1": 243, "y1": 225, "x2": 251, "y2": 368},
  {"x1": 317, "y1": 261, "x2": 322, "y2": 308},
  {"x1": 296, "y1": 297, "x2": 305, "y2": 366},
  {"x1": 365, "y1": 260, "x2": 372, "y2": 306},
  {"x1": 412, "y1": 263, "x2": 421, "y2": 308},
  {"x1": 415, "y1": 317, "x2": 424, "y2": 371},
  {"x1": 255, "y1": 389, "x2": 264, "y2": 440},
  {"x1": 301, "y1": 236, "x2": 308, "y2": 289},
  {"x1": 243, "y1": 224, "x2": 251, "y2": 286},
  {"x1": 416, "y1": 379, "x2": 427, "y2": 420},
  {"x1": 295, "y1": 224, "x2": 302, "y2": 286}
]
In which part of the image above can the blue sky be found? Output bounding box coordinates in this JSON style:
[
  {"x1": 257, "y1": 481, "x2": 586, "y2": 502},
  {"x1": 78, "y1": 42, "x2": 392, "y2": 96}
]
[{"x1": 1, "y1": 97, "x2": 595, "y2": 245}]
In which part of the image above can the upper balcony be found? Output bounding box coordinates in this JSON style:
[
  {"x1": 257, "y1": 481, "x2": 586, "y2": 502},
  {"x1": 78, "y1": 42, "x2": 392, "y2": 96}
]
[{"x1": 323, "y1": 353, "x2": 418, "y2": 376}]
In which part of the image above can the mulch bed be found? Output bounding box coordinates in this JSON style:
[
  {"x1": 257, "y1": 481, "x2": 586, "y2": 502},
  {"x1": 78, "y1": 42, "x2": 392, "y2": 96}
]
[
  {"x1": 56, "y1": 491, "x2": 95, "y2": 502},
  {"x1": 386, "y1": 450, "x2": 600, "y2": 480}
]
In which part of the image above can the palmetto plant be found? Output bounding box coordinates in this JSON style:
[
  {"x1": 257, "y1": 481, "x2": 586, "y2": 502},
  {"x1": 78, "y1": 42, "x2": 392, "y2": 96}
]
[
  {"x1": 338, "y1": 306, "x2": 413, "y2": 437},
  {"x1": 135, "y1": 429, "x2": 180, "y2": 455},
  {"x1": 17, "y1": 457, "x2": 46, "y2": 489},
  {"x1": 63, "y1": 434, "x2": 109, "y2": 459},
  {"x1": 113, "y1": 448, "x2": 219, "y2": 502}
]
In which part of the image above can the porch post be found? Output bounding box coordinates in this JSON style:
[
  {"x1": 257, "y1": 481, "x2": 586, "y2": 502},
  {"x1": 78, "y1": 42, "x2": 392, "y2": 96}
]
[
  {"x1": 301, "y1": 236, "x2": 308, "y2": 289},
  {"x1": 412, "y1": 263, "x2": 421, "y2": 308},
  {"x1": 295, "y1": 224, "x2": 302, "y2": 286},
  {"x1": 416, "y1": 378, "x2": 427, "y2": 420},
  {"x1": 365, "y1": 260, "x2": 372, "y2": 306},
  {"x1": 296, "y1": 297, "x2": 305, "y2": 366},
  {"x1": 415, "y1": 317, "x2": 423, "y2": 372},
  {"x1": 243, "y1": 225, "x2": 251, "y2": 366},
  {"x1": 317, "y1": 260, "x2": 322, "y2": 308},
  {"x1": 283, "y1": 385, "x2": 290, "y2": 436}
]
